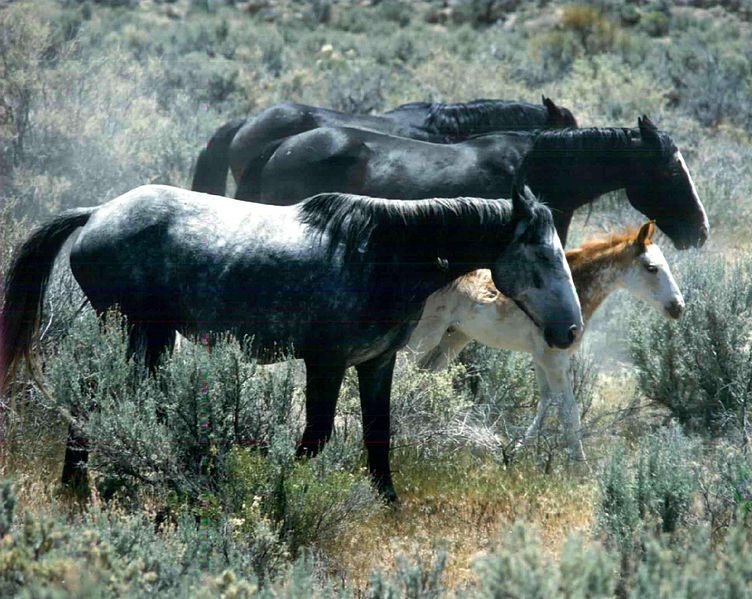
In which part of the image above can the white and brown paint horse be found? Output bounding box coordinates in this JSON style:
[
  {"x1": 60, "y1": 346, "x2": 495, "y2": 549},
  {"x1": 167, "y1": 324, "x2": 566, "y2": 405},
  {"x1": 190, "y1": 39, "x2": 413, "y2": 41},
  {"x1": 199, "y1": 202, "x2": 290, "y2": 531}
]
[{"x1": 408, "y1": 222, "x2": 684, "y2": 460}]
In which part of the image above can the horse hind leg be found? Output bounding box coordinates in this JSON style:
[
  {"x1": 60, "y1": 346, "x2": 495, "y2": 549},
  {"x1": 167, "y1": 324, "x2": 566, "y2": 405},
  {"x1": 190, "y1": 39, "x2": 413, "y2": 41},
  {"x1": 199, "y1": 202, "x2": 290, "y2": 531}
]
[
  {"x1": 126, "y1": 321, "x2": 177, "y2": 372},
  {"x1": 61, "y1": 422, "x2": 90, "y2": 500},
  {"x1": 298, "y1": 355, "x2": 347, "y2": 459}
]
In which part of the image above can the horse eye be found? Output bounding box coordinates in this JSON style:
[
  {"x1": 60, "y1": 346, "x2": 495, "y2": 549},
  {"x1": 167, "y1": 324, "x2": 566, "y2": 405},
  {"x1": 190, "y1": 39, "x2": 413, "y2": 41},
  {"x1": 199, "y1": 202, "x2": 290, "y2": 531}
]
[{"x1": 645, "y1": 264, "x2": 658, "y2": 273}]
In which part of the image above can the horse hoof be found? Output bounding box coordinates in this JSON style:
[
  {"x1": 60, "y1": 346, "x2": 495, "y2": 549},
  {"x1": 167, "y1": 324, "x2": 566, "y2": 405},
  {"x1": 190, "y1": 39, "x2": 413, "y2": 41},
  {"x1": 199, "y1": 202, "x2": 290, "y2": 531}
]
[
  {"x1": 382, "y1": 487, "x2": 400, "y2": 505},
  {"x1": 374, "y1": 478, "x2": 400, "y2": 505}
]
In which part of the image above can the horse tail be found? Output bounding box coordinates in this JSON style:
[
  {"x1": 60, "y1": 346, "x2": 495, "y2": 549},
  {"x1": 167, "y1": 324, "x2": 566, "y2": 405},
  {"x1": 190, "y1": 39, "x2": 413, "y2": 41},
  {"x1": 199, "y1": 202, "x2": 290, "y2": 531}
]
[
  {"x1": 1, "y1": 207, "x2": 94, "y2": 391},
  {"x1": 191, "y1": 118, "x2": 246, "y2": 196}
]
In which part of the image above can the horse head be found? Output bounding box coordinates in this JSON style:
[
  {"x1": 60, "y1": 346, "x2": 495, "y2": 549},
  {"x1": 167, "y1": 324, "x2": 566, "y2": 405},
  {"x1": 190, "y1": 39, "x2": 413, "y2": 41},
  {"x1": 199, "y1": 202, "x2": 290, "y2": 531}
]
[
  {"x1": 542, "y1": 95, "x2": 578, "y2": 128},
  {"x1": 491, "y1": 186, "x2": 583, "y2": 349},
  {"x1": 625, "y1": 116, "x2": 709, "y2": 250},
  {"x1": 621, "y1": 221, "x2": 685, "y2": 320}
]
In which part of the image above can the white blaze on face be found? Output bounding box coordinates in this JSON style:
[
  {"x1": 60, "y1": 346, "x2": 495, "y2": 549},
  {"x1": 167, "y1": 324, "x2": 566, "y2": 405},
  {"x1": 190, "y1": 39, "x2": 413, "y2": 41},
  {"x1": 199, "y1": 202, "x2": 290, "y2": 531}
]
[
  {"x1": 545, "y1": 226, "x2": 582, "y2": 329},
  {"x1": 625, "y1": 243, "x2": 684, "y2": 317},
  {"x1": 551, "y1": 228, "x2": 574, "y2": 281},
  {"x1": 675, "y1": 150, "x2": 710, "y2": 233}
]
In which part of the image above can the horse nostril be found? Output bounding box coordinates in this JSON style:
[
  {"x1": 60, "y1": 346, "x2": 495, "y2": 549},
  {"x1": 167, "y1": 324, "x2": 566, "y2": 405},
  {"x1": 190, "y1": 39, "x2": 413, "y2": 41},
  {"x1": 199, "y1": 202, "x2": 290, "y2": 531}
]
[{"x1": 667, "y1": 301, "x2": 684, "y2": 319}]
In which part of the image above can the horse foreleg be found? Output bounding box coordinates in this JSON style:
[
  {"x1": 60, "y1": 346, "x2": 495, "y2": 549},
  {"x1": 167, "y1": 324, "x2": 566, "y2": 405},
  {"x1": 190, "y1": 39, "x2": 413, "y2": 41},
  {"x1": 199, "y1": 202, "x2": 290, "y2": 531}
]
[
  {"x1": 127, "y1": 322, "x2": 176, "y2": 372},
  {"x1": 418, "y1": 327, "x2": 472, "y2": 371},
  {"x1": 297, "y1": 356, "x2": 346, "y2": 458},
  {"x1": 356, "y1": 352, "x2": 398, "y2": 502},
  {"x1": 518, "y1": 361, "x2": 554, "y2": 451},
  {"x1": 530, "y1": 352, "x2": 585, "y2": 462}
]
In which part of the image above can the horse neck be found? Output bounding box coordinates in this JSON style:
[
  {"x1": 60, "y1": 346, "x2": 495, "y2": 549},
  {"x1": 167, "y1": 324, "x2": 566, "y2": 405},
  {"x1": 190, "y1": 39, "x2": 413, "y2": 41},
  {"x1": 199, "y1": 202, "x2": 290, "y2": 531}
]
[
  {"x1": 381, "y1": 205, "x2": 515, "y2": 297},
  {"x1": 569, "y1": 243, "x2": 634, "y2": 324},
  {"x1": 427, "y1": 102, "x2": 542, "y2": 138},
  {"x1": 523, "y1": 130, "x2": 640, "y2": 207}
]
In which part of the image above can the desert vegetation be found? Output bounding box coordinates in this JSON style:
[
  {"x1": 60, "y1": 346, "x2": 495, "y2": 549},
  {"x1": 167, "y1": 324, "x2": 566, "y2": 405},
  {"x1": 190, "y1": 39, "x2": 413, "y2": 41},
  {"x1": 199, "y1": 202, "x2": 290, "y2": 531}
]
[{"x1": 1, "y1": 0, "x2": 752, "y2": 596}]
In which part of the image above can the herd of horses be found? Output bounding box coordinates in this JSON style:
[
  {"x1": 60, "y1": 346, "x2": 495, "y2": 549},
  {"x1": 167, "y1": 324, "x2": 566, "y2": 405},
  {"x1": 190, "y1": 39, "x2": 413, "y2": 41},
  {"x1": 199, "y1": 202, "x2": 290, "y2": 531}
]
[{"x1": 0, "y1": 96, "x2": 708, "y2": 502}]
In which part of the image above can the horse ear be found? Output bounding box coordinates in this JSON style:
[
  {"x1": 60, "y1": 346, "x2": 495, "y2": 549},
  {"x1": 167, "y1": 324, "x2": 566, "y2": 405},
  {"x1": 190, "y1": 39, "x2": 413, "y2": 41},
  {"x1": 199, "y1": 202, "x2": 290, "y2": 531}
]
[
  {"x1": 542, "y1": 95, "x2": 561, "y2": 118},
  {"x1": 638, "y1": 115, "x2": 660, "y2": 145},
  {"x1": 636, "y1": 221, "x2": 655, "y2": 247},
  {"x1": 512, "y1": 185, "x2": 535, "y2": 221}
]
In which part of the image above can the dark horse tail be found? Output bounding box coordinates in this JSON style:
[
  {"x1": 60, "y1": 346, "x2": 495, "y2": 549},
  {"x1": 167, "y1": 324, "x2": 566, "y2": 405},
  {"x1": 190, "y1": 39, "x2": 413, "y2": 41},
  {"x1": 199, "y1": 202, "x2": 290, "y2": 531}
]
[
  {"x1": 191, "y1": 118, "x2": 246, "y2": 196},
  {"x1": 0, "y1": 207, "x2": 94, "y2": 391}
]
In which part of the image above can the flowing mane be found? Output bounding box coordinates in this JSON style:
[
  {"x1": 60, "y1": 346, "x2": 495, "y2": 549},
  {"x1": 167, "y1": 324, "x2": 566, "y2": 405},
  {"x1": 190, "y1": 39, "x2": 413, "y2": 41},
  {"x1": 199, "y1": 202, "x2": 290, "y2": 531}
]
[{"x1": 296, "y1": 190, "x2": 551, "y2": 259}]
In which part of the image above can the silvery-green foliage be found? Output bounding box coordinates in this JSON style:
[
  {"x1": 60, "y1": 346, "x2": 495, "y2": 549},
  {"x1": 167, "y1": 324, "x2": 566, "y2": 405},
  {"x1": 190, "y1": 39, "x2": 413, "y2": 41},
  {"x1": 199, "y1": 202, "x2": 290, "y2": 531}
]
[
  {"x1": 473, "y1": 523, "x2": 557, "y2": 598},
  {"x1": 472, "y1": 523, "x2": 614, "y2": 599},
  {"x1": 597, "y1": 426, "x2": 701, "y2": 593},
  {"x1": 598, "y1": 425, "x2": 699, "y2": 545},
  {"x1": 634, "y1": 425, "x2": 699, "y2": 534},
  {"x1": 0, "y1": 481, "x2": 14, "y2": 537},
  {"x1": 230, "y1": 432, "x2": 381, "y2": 558},
  {"x1": 629, "y1": 253, "x2": 752, "y2": 437},
  {"x1": 693, "y1": 444, "x2": 752, "y2": 535},
  {"x1": 47, "y1": 311, "x2": 300, "y2": 499},
  {"x1": 629, "y1": 524, "x2": 752, "y2": 599},
  {"x1": 0, "y1": 480, "x2": 275, "y2": 598},
  {"x1": 367, "y1": 552, "x2": 447, "y2": 599}
]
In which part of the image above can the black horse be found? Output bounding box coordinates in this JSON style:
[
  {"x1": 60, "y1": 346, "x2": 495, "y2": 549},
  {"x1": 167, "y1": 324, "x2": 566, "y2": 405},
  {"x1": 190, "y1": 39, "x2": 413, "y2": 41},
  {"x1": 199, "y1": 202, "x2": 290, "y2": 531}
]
[
  {"x1": 246, "y1": 116, "x2": 708, "y2": 250},
  {"x1": 191, "y1": 97, "x2": 577, "y2": 197},
  {"x1": 0, "y1": 185, "x2": 582, "y2": 501}
]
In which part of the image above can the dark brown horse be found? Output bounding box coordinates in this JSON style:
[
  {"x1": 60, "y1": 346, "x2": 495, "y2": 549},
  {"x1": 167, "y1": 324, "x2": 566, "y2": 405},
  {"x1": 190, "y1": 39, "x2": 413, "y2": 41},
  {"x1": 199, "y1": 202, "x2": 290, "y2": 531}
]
[{"x1": 243, "y1": 117, "x2": 708, "y2": 250}]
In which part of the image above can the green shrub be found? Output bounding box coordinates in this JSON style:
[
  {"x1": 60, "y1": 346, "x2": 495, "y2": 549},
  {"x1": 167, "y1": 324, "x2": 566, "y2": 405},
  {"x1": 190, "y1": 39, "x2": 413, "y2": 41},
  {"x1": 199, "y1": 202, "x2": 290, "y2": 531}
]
[
  {"x1": 629, "y1": 524, "x2": 752, "y2": 599},
  {"x1": 629, "y1": 254, "x2": 752, "y2": 437},
  {"x1": 229, "y1": 432, "x2": 381, "y2": 558},
  {"x1": 46, "y1": 311, "x2": 300, "y2": 503},
  {"x1": 597, "y1": 427, "x2": 701, "y2": 592},
  {"x1": 473, "y1": 523, "x2": 614, "y2": 599},
  {"x1": 0, "y1": 481, "x2": 14, "y2": 537},
  {"x1": 640, "y1": 11, "x2": 670, "y2": 37},
  {"x1": 0, "y1": 479, "x2": 277, "y2": 598},
  {"x1": 325, "y1": 61, "x2": 389, "y2": 113},
  {"x1": 599, "y1": 426, "x2": 699, "y2": 542},
  {"x1": 378, "y1": 1, "x2": 412, "y2": 28}
]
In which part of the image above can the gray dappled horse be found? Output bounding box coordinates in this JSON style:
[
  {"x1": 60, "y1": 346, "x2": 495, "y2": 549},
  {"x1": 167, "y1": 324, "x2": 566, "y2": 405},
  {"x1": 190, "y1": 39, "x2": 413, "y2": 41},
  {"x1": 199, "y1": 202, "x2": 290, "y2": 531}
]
[{"x1": 0, "y1": 185, "x2": 582, "y2": 501}]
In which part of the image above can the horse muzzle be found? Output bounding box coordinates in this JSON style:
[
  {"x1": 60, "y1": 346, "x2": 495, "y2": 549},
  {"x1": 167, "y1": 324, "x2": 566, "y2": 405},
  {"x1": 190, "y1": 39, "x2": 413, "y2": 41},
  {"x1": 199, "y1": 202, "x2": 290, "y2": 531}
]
[
  {"x1": 671, "y1": 221, "x2": 709, "y2": 250},
  {"x1": 544, "y1": 323, "x2": 582, "y2": 350},
  {"x1": 665, "y1": 299, "x2": 685, "y2": 320}
]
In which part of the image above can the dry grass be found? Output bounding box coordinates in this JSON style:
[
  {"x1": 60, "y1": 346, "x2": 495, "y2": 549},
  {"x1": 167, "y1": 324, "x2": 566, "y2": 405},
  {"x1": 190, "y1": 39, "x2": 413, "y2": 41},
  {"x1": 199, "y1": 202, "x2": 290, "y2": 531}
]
[{"x1": 327, "y1": 453, "x2": 597, "y2": 591}]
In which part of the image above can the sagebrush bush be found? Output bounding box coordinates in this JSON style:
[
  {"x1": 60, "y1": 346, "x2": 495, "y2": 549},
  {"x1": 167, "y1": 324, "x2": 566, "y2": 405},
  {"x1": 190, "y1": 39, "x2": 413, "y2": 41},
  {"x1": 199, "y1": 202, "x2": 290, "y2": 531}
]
[
  {"x1": 0, "y1": 478, "x2": 328, "y2": 598},
  {"x1": 46, "y1": 311, "x2": 301, "y2": 502},
  {"x1": 598, "y1": 426, "x2": 699, "y2": 546},
  {"x1": 473, "y1": 523, "x2": 614, "y2": 599},
  {"x1": 229, "y1": 432, "x2": 381, "y2": 558},
  {"x1": 629, "y1": 254, "x2": 752, "y2": 437},
  {"x1": 592, "y1": 426, "x2": 748, "y2": 594}
]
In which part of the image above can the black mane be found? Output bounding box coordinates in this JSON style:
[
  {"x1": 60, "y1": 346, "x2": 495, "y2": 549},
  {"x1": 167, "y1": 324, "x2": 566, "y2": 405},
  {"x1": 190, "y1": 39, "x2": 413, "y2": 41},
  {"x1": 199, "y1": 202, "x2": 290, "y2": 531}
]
[
  {"x1": 388, "y1": 100, "x2": 554, "y2": 135},
  {"x1": 297, "y1": 191, "x2": 548, "y2": 259},
  {"x1": 513, "y1": 126, "x2": 677, "y2": 185},
  {"x1": 530, "y1": 126, "x2": 675, "y2": 155}
]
